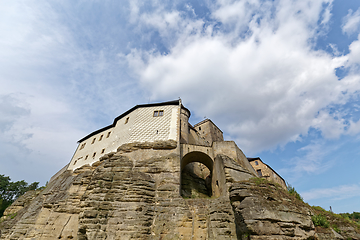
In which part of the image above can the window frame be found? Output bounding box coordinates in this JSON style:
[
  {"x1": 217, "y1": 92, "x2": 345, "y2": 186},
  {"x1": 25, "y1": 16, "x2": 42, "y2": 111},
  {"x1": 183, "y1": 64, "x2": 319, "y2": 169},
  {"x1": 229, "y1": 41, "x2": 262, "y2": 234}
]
[{"x1": 153, "y1": 110, "x2": 164, "y2": 117}]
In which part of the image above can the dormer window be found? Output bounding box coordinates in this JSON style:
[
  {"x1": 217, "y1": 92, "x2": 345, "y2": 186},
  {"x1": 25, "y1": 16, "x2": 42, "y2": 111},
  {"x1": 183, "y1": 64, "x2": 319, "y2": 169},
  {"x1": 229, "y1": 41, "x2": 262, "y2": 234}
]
[{"x1": 153, "y1": 110, "x2": 164, "y2": 117}]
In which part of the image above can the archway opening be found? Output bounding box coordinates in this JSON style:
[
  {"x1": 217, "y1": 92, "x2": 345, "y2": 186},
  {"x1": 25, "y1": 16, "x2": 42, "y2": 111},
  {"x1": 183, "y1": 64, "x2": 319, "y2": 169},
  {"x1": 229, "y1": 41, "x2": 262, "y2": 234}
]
[{"x1": 180, "y1": 151, "x2": 213, "y2": 198}]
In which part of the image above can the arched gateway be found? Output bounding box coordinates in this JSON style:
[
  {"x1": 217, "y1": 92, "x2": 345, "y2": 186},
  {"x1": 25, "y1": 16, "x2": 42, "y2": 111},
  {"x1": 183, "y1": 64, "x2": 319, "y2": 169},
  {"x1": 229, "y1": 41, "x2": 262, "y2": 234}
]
[{"x1": 180, "y1": 151, "x2": 214, "y2": 198}]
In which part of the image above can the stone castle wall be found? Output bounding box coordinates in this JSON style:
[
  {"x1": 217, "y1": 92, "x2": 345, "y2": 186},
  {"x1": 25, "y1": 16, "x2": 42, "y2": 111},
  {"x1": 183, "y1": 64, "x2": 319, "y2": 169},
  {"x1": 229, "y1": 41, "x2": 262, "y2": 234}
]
[
  {"x1": 250, "y1": 159, "x2": 286, "y2": 188},
  {"x1": 68, "y1": 105, "x2": 179, "y2": 171}
]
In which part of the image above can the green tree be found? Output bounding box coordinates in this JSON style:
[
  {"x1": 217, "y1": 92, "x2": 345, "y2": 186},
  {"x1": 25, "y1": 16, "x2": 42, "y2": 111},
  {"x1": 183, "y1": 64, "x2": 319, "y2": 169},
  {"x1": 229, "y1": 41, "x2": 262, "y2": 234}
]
[{"x1": 0, "y1": 174, "x2": 40, "y2": 217}]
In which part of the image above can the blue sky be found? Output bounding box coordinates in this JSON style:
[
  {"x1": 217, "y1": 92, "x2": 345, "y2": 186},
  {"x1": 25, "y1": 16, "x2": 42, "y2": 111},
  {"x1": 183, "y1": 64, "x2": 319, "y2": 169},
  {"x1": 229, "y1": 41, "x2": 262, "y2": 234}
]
[{"x1": 1, "y1": 0, "x2": 360, "y2": 213}]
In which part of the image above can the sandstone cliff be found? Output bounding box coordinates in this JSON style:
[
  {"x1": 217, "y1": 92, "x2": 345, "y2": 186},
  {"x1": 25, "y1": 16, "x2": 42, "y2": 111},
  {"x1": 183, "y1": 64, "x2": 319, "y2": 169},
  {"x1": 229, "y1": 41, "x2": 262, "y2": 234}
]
[{"x1": 1, "y1": 141, "x2": 359, "y2": 239}]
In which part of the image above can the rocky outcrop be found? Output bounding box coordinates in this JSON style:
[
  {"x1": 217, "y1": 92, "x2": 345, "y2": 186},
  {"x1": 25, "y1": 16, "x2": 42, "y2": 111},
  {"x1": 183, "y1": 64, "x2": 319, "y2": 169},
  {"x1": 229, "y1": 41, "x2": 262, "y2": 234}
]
[
  {"x1": 1, "y1": 141, "x2": 359, "y2": 239},
  {"x1": 229, "y1": 181, "x2": 315, "y2": 239}
]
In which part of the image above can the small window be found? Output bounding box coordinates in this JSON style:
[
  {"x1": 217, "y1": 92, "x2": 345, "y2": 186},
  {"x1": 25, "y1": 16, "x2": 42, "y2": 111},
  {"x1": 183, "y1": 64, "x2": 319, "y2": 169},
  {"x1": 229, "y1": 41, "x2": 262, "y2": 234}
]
[
  {"x1": 125, "y1": 117, "x2": 129, "y2": 124},
  {"x1": 153, "y1": 110, "x2": 164, "y2": 117},
  {"x1": 101, "y1": 148, "x2": 105, "y2": 154},
  {"x1": 91, "y1": 138, "x2": 96, "y2": 144},
  {"x1": 99, "y1": 135, "x2": 103, "y2": 141},
  {"x1": 92, "y1": 152, "x2": 96, "y2": 158},
  {"x1": 199, "y1": 127, "x2": 201, "y2": 131},
  {"x1": 85, "y1": 155, "x2": 88, "y2": 160},
  {"x1": 106, "y1": 131, "x2": 111, "y2": 138},
  {"x1": 257, "y1": 169, "x2": 262, "y2": 177},
  {"x1": 80, "y1": 143, "x2": 86, "y2": 150},
  {"x1": 73, "y1": 160, "x2": 77, "y2": 165},
  {"x1": 255, "y1": 161, "x2": 258, "y2": 165}
]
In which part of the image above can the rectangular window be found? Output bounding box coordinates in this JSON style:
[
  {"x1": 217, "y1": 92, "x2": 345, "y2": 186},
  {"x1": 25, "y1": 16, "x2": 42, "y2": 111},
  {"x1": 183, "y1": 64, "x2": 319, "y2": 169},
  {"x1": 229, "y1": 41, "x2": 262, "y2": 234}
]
[
  {"x1": 101, "y1": 148, "x2": 105, "y2": 154},
  {"x1": 257, "y1": 169, "x2": 262, "y2": 177},
  {"x1": 92, "y1": 152, "x2": 96, "y2": 158},
  {"x1": 99, "y1": 135, "x2": 103, "y2": 141},
  {"x1": 125, "y1": 117, "x2": 129, "y2": 124},
  {"x1": 91, "y1": 138, "x2": 96, "y2": 144},
  {"x1": 153, "y1": 110, "x2": 164, "y2": 117},
  {"x1": 106, "y1": 131, "x2": 111, "y2": 138},
  {"x1": 255, "y1": 161, "x2": 258, "y2": 165}
]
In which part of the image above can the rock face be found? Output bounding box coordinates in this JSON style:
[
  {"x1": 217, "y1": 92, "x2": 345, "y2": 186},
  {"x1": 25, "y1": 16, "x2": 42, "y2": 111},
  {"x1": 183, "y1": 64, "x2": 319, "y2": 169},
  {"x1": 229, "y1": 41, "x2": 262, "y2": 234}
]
[
  {"x1": 1, "y1": 141, "x2": 359, "y2": 239},
  {"x1": 230, "y1": 181, "x2": 315, "y2": 240}
]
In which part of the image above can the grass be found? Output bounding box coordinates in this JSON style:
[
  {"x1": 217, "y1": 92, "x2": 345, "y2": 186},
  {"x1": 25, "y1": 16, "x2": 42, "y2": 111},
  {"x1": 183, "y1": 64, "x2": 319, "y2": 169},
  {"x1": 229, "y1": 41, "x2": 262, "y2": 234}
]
[
  {"x1": 287, "y1": 184, "x2": 303, "y2": 202},
  {"x1": 312, "y1": 214, "x2": 329, "y2": 228},
  {"x1": 332, "y1": 225, "x2": 340, "y2": 233}
]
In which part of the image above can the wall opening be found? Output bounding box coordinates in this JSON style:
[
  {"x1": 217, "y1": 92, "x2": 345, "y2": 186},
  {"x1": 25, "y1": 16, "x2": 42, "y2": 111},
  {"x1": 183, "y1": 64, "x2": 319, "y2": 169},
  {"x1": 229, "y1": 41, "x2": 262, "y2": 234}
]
[{"x1": 180, "y1": 151, "x2": 213, "y2": 198}]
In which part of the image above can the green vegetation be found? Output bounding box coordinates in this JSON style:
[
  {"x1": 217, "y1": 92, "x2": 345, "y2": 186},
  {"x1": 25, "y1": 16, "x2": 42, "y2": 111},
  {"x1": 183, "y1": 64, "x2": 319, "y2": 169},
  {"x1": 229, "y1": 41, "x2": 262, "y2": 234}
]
[
  {"x1": 340, "y1": 212, "x2": 360, "y2": 223},
  {"x1": 0, "y1": 174, "x2": 43, "y2": 217},
  {"x1": 252, "y1": 177, "x2": 267, "y2": 185},
  {"x1": 332, "y1": 225, "x2": 340, "y2": 233},
  {"x1": 286, "y1": 184, "x2": 303, "y2": 201},
  {"x1": 312, "y1": 214, "x2": 330, "y2": 228},
  {"x1": 311, "y1": 206, "x2": 326, "y2": 212}
]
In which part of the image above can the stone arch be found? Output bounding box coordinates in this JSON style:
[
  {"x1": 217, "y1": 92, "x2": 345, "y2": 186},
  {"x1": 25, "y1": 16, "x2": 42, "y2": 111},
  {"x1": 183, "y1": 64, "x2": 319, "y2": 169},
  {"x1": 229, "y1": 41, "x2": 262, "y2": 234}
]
[
  {"x1": 181, "y1": 151, "x2": 213, "y2": 172},
  {"x1": 180, "y1": 151, "x2": 214, "y2": 198}
]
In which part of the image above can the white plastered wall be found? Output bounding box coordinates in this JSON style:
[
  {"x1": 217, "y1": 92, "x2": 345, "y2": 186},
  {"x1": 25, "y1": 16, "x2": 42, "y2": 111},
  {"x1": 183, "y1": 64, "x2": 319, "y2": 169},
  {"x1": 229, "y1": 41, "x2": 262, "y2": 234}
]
[{"x1": 68, "y1": 104, "x2": 179, "y2": 170}]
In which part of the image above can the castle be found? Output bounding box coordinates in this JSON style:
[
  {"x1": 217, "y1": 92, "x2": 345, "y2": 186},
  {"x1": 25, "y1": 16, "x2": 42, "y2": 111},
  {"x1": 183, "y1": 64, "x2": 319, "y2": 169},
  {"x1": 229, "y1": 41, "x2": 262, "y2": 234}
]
[
  {"x1": 60, "y1": 99, "x2": 286, "y2": 192},
  {"x1": 5, "y1": 100, "x2": 336, "y2": 240}
]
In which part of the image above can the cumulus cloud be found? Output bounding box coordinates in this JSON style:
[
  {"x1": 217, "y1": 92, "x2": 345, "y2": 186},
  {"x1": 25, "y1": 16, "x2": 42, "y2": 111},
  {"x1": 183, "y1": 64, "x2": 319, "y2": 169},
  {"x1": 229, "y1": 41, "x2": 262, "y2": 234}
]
[
  {"x1": 127, "y1": 0, "x2": 360, "y2": 154},
  {"x1": 302, "y1": 183, "x2": 360, "y2": 201},
  {"x1": 342, "y1": 8, "x2": 360, "y2": 35}
]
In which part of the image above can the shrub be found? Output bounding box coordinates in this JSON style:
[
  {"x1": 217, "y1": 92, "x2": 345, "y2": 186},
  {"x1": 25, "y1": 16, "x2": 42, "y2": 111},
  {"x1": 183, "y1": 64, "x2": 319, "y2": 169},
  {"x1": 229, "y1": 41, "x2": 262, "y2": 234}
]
[
  {"x1": 252, "y1": 177, "x2": 267, "y2": 185},
  {"x1": 312, "y1": 214, "x2": 329, "y2": 228},
  {"x1": 287, "y1": 184, "x2": 303, "y2": 201},
  {"x1": 332, "y1": 225, "x2": 340, "y2": 233},
  {"x1": 312, "y1": 206, "x2": 326, "y2": 212}
]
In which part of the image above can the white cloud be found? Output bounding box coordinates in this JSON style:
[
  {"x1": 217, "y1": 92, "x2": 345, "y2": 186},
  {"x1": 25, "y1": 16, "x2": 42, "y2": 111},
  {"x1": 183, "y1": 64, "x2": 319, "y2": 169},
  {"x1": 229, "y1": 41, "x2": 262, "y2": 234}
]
[
  {"x1": 279, "y1": 140, "x2": 336, "y2": 182},
  {"x1": 302, "y1": 183, "x2": 360, "y2": 201},
  {"x1": 342, "y1": 8, "x2": 360, "y2": 35},
  {"x1": 347, "y1": 34, "x2": 360, "y2": 65},
  {"x1": 0, "y1": 1, "x2": 137, "y2": 184},
  {"x1": 127, "y1": 0, "x2": 360, "y2": 154}
]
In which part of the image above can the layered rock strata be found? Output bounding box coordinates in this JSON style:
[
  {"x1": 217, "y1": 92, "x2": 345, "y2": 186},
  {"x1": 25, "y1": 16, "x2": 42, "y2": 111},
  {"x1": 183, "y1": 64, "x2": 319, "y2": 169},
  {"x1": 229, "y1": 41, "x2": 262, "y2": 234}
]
[{"x1": 1, "y1": 141, "x2": 357, "y2": 239}]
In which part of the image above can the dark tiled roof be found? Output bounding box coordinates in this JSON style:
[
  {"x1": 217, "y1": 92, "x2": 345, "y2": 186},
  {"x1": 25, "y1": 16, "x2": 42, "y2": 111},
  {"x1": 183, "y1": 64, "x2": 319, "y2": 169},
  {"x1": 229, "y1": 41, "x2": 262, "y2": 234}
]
[{"x1": 78, "y1": 100, "x2": 183, "y2": 143}]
